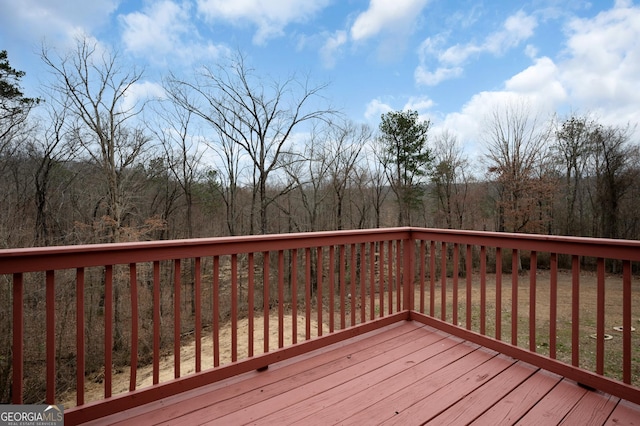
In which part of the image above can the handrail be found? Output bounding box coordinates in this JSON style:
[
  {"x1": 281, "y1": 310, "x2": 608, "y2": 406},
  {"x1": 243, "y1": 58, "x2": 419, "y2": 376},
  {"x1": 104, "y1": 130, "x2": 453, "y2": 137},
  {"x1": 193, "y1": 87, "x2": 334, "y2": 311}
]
[
  {"x1": 2, "y1": 227, "x2": 639, "y2": 423},
  {"x1": 0, "y1": 228, "x2": 413, "y2": 274}
]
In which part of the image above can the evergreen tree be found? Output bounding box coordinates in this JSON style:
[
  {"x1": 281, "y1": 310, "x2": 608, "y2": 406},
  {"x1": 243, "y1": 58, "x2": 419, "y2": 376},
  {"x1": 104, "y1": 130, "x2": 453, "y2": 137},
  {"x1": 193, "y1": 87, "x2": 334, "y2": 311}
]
[{"x1": 378, "y1": 110, "x2": 432, "y2": 226}]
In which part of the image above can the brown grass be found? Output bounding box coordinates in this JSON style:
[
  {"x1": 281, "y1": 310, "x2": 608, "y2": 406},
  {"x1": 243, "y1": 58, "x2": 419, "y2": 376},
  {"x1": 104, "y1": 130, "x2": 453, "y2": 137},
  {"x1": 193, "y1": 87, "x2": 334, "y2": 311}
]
[{"x1": 421, "y1": 269, "x2": 640, "y2": 386}]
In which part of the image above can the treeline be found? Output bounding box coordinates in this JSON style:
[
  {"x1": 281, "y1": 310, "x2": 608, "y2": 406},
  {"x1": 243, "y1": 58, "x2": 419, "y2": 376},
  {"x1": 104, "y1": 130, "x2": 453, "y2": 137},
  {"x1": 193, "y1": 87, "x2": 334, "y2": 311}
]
[{"x1": 2, "y1": 41, "x2": 640, "y2": 250}]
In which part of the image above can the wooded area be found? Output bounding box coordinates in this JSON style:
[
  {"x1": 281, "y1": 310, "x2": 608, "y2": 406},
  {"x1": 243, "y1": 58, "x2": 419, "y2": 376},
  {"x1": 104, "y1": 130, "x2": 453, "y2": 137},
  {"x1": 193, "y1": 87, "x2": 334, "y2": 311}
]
[
  {"x1": 2, "y1": 40, "x2": 640, "y2": 248},
  {"x1": 2, "y1": 39, "x2": 640, "y2": 404}
]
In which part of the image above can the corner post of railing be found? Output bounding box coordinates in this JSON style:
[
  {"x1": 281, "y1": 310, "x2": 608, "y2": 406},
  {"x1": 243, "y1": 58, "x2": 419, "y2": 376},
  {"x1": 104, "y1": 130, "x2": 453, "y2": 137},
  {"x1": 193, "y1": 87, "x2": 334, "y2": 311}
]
[
  {"x1": 403, "y1": 229, "x2": 415, "y2": 312},
  {"x1": 12, "y1": 272, "x2": 24, "y2": 404}
]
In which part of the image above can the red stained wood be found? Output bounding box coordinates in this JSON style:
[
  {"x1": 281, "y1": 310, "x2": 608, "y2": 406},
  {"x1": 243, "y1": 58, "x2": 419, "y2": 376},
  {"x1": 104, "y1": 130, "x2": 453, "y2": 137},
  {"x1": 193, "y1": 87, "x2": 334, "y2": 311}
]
[
  {"x1": 561, "y1": 390, "x2": 619, "y2": 425},
  {"x1": 511, "y1": 248, "x2": 518, "y2": 345},
  {"x1": 419, "y1": 239, "x2": 425, "y2": 314},
  {"x1": 97, "y1": 320, "x2": 416, "y2": 425},
  {"x1": 466, "y1": 244, "x2": 472, "y2": 330},
  {"x1": 193, "y1": 257, "x2": 201, "y2": 373},
  {"x1": 11, "y1": 273, "x2": 23, "y2": 404},
  {"x1": 452, "y1": 243, "x2": 459, "y2": 325},
  {"x1": 129, "y1": 263, "x2": 138, "y2": 390},
  {"x1": 71, "y1": 321, "x2": 640, "y2": 426},
  {"x1": 232, "y1": 253, "x2": 239, "y2": 359},
  {"x1": 430, "y1": 240, "x2": 435, "y2": 316},
  {"x1": 623, "y1": 260, "x2": 632, "y2": 384},
  {"x1": 341, "y1": 348, "x2": 500, "y2": 425},
  {"x1": 76, "y1": 268, "x2": 85, "y2": 405},
  {"x1": 516, "y1": 378, "x2": 588, "y2": 424},
  {"x1": 529, "y1": 251, "x2": 537, "y2": 352},
  {"x1": 46, "y1": 269, "x2": 55, "y2": 403},
  {"x1": 190, "y1": 323, "x2": 439, "y2": 424},
  {"x1": 388, "y1": 240, "x2": 393, "y2": 316},
  {"x1": 496, "y1": 247, "x2": 502, "y2": 340},
  {"x1": 426, "y1": 362, "x2": 538, "y2": 425},
  {"x1": 282, "y1": 337, "x2": 476, "y2": 425},
  {"x1": 441, "y1": 241, "x2": 447, "y2": 320},
  {"x1": 606, "y1": 400, "x2": 640, "y2": 425},
  {"x1": 480, "y1": 245, "x2": 487, "y2": 334},
  {"x1": 550, "y1": 252, "x2": 558, "y2": 359},
  {"x1": 104, "y1": 265, "x2": 113, "y2": 398},
  {"x1": 173, "y1": 259, "x2": 180, "y2": 379},
  {"x1": 6, "y1": 227, "x2": 640, "y2": 423},
  {"x1": 379, "y1": 353, "x2": 518, "y2": 425},
  {"x1": 152, "y1": 261, "x2": 160, "y2": 384},
  {"x1": 472, "y1": 369, "x2": 562, "y2": 424}
]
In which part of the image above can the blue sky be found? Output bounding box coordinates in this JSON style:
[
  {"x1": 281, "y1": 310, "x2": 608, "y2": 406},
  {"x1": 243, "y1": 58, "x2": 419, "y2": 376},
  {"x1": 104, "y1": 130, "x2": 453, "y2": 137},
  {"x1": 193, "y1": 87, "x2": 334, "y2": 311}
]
[{"x1": 1, "y1": 0, "x2": 639, "y2": 157}]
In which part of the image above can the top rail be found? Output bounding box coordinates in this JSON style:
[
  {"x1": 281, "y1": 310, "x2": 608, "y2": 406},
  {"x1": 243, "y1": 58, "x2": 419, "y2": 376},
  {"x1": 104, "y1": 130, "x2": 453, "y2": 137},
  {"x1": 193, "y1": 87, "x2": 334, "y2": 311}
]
[
  {"x1": 4, "y1": 227, "x2": 640, "y2": 275},
  {"x1": 411, "y1": 228, "x2": 640, "y2": 260},
  {"x1": 0, "y1": 228, "x2": 412, "y2": 274}
]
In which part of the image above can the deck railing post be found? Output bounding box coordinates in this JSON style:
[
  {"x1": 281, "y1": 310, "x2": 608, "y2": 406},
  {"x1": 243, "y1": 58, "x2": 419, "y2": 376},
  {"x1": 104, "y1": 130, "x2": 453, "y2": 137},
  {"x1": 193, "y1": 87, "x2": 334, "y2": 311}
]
[
  {"x1": 403, "y1": 235, "x2": 414, "y2": 312},
  {"x1": 46, "y1": 270, "x2": 55, "y2": 404},
  {"x1": 76, "y1": 268, "x2": 85, "y2": 405},
  {"x1": 12, "y1": 272, "x2": 23, "y2": 404}
]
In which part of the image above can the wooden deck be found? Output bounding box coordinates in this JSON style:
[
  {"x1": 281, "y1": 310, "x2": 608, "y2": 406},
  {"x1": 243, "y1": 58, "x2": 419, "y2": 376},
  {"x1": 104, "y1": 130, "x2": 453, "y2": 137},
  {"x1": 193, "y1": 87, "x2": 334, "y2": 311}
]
[{"x1": 84, "y1": 320, "x2": 640, "y2": 425}]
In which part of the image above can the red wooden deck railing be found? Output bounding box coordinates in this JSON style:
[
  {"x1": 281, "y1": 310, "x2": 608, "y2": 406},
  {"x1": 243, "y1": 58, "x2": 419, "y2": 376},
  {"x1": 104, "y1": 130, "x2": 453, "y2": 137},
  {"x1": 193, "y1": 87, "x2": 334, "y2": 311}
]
[{"x1": 1, "y1": 227, "x2": 639, "y2": 424}]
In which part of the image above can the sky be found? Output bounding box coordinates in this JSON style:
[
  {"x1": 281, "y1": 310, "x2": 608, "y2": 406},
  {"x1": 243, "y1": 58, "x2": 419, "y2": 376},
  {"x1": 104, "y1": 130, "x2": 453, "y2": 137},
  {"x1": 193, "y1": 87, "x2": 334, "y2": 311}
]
[{"x1": 1, "y1": 0, "x2": 639, "y2": 159}]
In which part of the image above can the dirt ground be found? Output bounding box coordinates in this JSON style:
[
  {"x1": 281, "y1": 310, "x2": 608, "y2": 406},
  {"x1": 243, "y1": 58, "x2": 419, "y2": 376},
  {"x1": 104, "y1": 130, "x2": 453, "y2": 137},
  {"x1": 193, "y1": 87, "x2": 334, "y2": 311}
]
[
  {"x1": 61, "y1": 268, "x2": 640, "y2": 407},
  {"x1": 61, "y1": 314, "x2": 323, "y2": 408}
]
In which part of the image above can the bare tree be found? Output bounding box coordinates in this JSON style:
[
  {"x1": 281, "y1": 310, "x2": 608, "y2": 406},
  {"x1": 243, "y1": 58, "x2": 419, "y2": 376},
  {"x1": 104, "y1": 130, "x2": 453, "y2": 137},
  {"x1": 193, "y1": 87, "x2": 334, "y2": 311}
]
[
  {"x1": 207, "y1": 105, "x2": 246, "y2": 236},
  {"x1": 28, "y1": 105, "x2": 78, "y2": 245},
  {"x1": 41, "y1": 36, "x2": 153, "y2": 358},
  {"x1": 588, "y1": 124, "x2": 639, "y2": 239},
  {"x1": 151, "y1": 102, "x2": 206, "y2": 239},
  {"x1": 326, "y1": 120, "x2": 369, "y2": 230},
  {"x1": 41, "y1": 37, "x2": 152, "y2": 243},
  {"x1": 483, "y1": 100, "x2": 553, "y2": 235},
  {"x1": 429, "y1": 130, "x2": 472, "y2": 229},
  {"x1": 552, "y1": 115, "x2": 595, "y2": 236},
  {"x1": 282, "y1": 122, "x2": 332, "y2": 232},
  {"x1": 369, "y1": 138, "x2": 391, "y2": 228},
  {"x1": 166, "y1": 50, "x2": 335, "y2": 234}
]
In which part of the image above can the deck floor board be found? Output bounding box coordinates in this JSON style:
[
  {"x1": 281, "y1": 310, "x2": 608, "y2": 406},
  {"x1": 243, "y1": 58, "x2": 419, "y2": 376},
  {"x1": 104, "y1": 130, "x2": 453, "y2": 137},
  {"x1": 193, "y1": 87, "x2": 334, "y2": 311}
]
[
  {"x1": 86, "y1": 321, "x2": 640, "y2": 426},
  {"x1": 425, "y1": 362, "x2": 539, "y2": 425}
]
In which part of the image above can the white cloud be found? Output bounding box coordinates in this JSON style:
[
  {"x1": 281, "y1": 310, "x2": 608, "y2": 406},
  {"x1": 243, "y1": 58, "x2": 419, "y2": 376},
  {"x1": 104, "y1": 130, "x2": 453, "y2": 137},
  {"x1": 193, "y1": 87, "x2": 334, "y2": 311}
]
[
  {"x1": 524, "y1": 44, "x2": 538, "y2": 59},
  {"x1": 440, "y1": 11, "x2": 537, "y2": 66},
  {"x1": 0, "y1": 0, "x2": 118, "y2": 48},
  {"x1": 120, "y1": 1, "x2": 227, "y2": 65},
  {"x1": 505, "y1": 57, "x2": 567, "y2": 110},
  {"x1": 559, "y1": 2, "x2": 640, "y2": 126},
  {"x1": 320, "y1": 30, "x2": 347, "y2": 68},
  {"x1": 414, "y1": 65, "x2": 463, "y2": 86},
  {"x1": 363, "y1": 96, "x2": 434, "y2": 124},
  {"x1": 403, "y1": 96, "x2": 435, "y2": 112},
  {"x1": 436, "y1": 91, "x2": 545, "y2": 161},
  {"x1": 350, "y1": 0, "x2": 430, "y2": 41},
  {"x1": 434, "y1": 2, "x2": 640, "y2": 159},
  {"x1": 120, "y1": 1, "x2": 190, "y2": 55},
  {"x1": 364, "y1": 99, "x2": 393, "y2": 122},
  {"x1": 196, "y1": 0, "x2": 330, "y2": 44},
  {"x1": 120, "y1": 81, "x2": 166, "y2": 114},
  {"x1": 415, "y1": 10, "x2": 538, "y2": 86}
]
